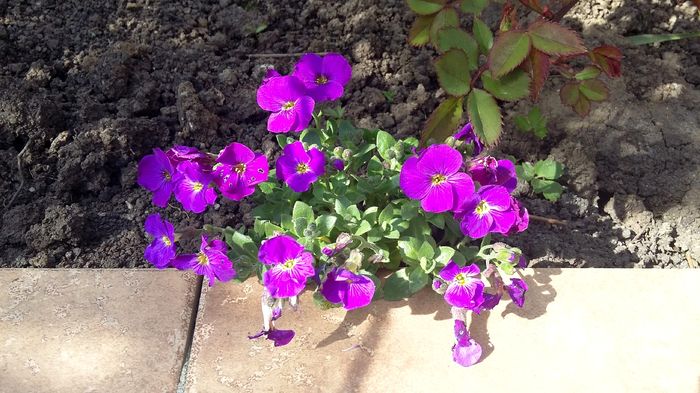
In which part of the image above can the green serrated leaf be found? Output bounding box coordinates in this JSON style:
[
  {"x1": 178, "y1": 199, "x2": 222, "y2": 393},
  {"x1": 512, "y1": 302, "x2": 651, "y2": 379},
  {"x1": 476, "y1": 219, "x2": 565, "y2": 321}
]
[
  {"x1": 467, "y1": 88, "x2": 502, "y2": 146},
  {"x1": 488, "y1": 30, "x2": 531, "y2": 78},
  {"x1": 421, "y1": 96, "x2": 463, "y2": 145},
  {"x1": 528, "y1": 20, "x2": 586, "y2": 55},
  {"x1": 514, "y1": 115, "x2": 532, "y2": 132},
  {"x1": 407, "y1": 0, "x2": 446, "y2": 15},
  {"x1": 575, "y1": 66, "x2": 601, "y2": 80},
  {"x1": 578, "y1": 79, "x2": 609, "y2": 102},
  {"x1": 534, "y1": 159, "x2": 564, "y2": 180},
  {"x1": 435, "y1": 49, "x2": 471, "y2": 96},
  {"x1": 429, "y1": 8, "x2": 459, "y2": 47},
  {"x1": 376, "y1": 130, "x2": 397, "y2": 160},
  {"x1": 408, "y1": 15, "x2": 435, "y2": 46},
  {"x1": 436, "y1": 27, "x2": 479, "y2": 70},
  {"x1": 460, "y1": 0, "x2": 488, "y2": 14},
  {"x1": 473, "y1": 17, "x2": 493, "y2": 54},
  {"x1": 481, "y1": 69, "x2": 531, "y2": 101}
]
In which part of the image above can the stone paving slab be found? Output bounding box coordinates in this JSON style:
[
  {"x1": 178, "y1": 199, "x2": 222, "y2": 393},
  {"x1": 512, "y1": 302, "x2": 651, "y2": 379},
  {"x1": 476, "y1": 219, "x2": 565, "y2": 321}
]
[
  {"x1": 185, "y1": 268, "x2": 700, "y2": 393},
  {"x1": 0, "y1": 269, "x2": 199, "y2": 393}
]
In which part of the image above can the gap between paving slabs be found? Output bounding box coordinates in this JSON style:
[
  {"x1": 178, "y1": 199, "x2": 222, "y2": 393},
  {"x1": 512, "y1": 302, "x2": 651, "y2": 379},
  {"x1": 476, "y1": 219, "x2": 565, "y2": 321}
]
[{"x1": 178, "y1": 275, "x2": 204, "y2": 393}]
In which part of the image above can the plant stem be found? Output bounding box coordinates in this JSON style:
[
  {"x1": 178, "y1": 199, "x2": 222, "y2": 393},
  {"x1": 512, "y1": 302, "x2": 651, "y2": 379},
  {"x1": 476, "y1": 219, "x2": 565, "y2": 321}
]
[
  {"x1": 551, "y1": 0, "x2": 580, "y2": 21},
  {"x1": 529, "y1": 214, "x2": 567, "y2": 225}
]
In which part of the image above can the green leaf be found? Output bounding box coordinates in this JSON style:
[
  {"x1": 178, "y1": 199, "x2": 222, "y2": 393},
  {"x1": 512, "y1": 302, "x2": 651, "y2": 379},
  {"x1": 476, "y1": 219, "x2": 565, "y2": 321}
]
[
  {"x1": 578, "y1": 79, "x2": 609, "y2": 102},
  {"x1": 293, "y1": 217, "x2": 308, "y2": 237},
  {"x1": 534, "y1": 159, "x2": 564, "y2": 180},
  {"x1": 315, "y1": 214, "x2": 338, "y2": 237},
  {"x1": 516, "y1": 162, "x2": 535, "y2": 181},
  {"x1": 436, "y1": 27, "x2": 479, "y2": 70},
  {"x1": 487, "y1": 30, "x2": 531, "y2": 78},
  {"x1": 460, "y1": 0, "x2": 488, "y2": 14},
  {"x1": 376, "y1": 130, "x2": 397, "y2": 161},
  {"x1": 257, "y1": 182, "x2": 276, "y2": 194},
  {"x1": 626, "y1": 31, "x2": 700, "y2": 46},
  {"x1": 225, "y1": 229, "x2": 258, "y2": 258},
  {"x1": 473, "y1": 17, "x2": 493, "y2": 54},
  {"x1": 466, "y1": 89, "x2": 502, "y2": 146},
  {"x1": 408, "y1": 15, "x2": 435, "y2": 46},
  {"x1": 481, "y1": 69, "x2": 531, "y2": 101},
  {"x1": 421, "y1": 96, "x2": 463, "y2": 145},
  {"x1": 575, "y1": 66, "x2": 601, "y2": 80},
  {"x1": 407, "y1": 0, "x2": 446, "y2": 15},
  {"x1": 435, "y1": 246, "x2": 456, "y2": 268},
  {"x1": 299, "y1": 129, "x2": 322, "y2": 146},
  {"x1": 531, "y1": 178, "x2": 563, "y2": 201},
  {"x1": 429, "y1": 8, "x2": 459, "y2": 47},
  {"x1": 355, "y1": 220, "x2": 372, "y2": 236},
  {"x1": 275, "y1": 134, "x2": 289, "y2": 148},
  {"x1": 383, "y1": 267, "x2": 429, "y2": 301},
  {"x1": 434, "y1": 49, "x2": 471, "y2": 96},
  {"x1": 528, "y1": 20, "x2": 585, "y2": 55},
  {"x1": 292, "y1": 201, "x2": 314, "y2": 223}
]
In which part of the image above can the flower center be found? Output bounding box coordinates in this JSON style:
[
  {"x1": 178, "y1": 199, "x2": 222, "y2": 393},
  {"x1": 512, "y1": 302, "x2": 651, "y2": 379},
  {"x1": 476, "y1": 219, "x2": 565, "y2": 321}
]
[
  {"x1": 282, "y1": 259, "x2": 296, "y2": 270},
  {"x1": 192, "y1": 181, "x2": 204, "y2": 192},
  {"x1": 161, "y1": 236, "x2": 172, "y2": 247},
  {"x1": 431, "y1": 174, "x2": 447, "y2": 185},
  {"x1": 233, "y1": 163, "x2": 246, "y2": 175},
  {"x1": 315, "y1": 75, "x2": 328, "y2": 85},
  {"x1": 296, "y1": 163, "x2": 310, "y2": 174},
  {"x1": 162, "y1": 170, "x2": 171, "y2": 181},
  {"x1": 454, "y1": 273, "x2": 467, "y2": 286},
  {"x1": 282, "y1": 101, "x2": 296, "y2": 110},
  {"x1": 197, "y1": 252, "x2": 209, "y2": 266},
  {"x1": 475, "y1": 200, "x2": 491, "y2": 216}
]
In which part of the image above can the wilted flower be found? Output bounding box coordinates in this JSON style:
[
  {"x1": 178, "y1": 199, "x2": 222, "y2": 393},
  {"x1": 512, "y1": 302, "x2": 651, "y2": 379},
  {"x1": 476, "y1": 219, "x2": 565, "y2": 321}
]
[
  {"x1": 172, "y1": 235, "x2": 235, "y2": 286},
  {"x1": 143, "y1": 213, "x2": 176, "y2": 268},
  {"x1": 137, "y1": 148, "x2": 180, "y2": 207},
  {"x1": 505, "y1": 278, "x2": 528, "y2": 308},
  {"x1": 399, "y1": 144, "x2": 474, "y2": 213},
  {"x1": 455, "y1": 185, "x2": 517, "y2": 239},
  {"x1": 258, "y1": 235, "x2": 315, "y2": 298},
  {"x1": 468, "y1": 156, "x2": 517, "y2": 192},
  {"x1": 248, "y1": 289, "x2": 296, "y2": 347},
  {"x1": 256, "y1": 75, "x2": 315, "y2": 133},
  {"x1": 439, "y1": 261, "x2": 484, "y2": 310},
  {"x1": 276, "y1": 141, "x2": 326, "y2": 192},
  {"x1": 509, "y1": 197, "x2": 529, "y2": 234},
  {"x1": 173, "y1": 161, "x2": 217, "y2": 213},
  {"x1": 452, "y1": 319, "x2": 482, "y2": 367},
  {"x1": 292, "y1": 53, "x2": 352, "y2": 102},
  {"x1": 213, "y1": 142, "x2": 269, "y2": 201},
  {"x1": 454, "y1": 122, "x2": 483, "y2": 157},
  {"x1": 166, "y1": 145, "x2": 210, "y2": 166},
  {"x1": 320, "y1": 268, "x2": 375, "y2": 310}
]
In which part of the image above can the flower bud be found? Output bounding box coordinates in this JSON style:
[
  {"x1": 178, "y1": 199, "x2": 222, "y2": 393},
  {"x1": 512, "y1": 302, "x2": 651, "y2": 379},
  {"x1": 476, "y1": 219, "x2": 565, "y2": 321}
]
[
  {"x1": 432, "y1": 279, "x2": 447, "y2": 295},
  {"x1": 333, "y1": 146, "x2": 344, "y2": 157},
  {"x1": 367, "y1": 253, "x2": 384, "y2": 264},
  {"x1": 345, "y1": 249, "x2": 363, "y2": 272},
  {"x1": 341, "y1": 149, "x2": 353, "y2": 160},
  {"x1": 445, "y1": 136, "x2": 456, "y2": 147},
  {"x1": 332, "y1": 159, "x2": 345, "y2": 171}
]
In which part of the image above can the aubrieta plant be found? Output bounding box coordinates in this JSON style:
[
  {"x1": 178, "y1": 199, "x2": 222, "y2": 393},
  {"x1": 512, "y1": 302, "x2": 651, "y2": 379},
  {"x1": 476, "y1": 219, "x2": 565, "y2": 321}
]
[
  {"x1": 407, "y1": 0, "x2": 622, "y2": 145},
  {"x1": 138, "y1": 53, "x2": 530, "y2": 367}
]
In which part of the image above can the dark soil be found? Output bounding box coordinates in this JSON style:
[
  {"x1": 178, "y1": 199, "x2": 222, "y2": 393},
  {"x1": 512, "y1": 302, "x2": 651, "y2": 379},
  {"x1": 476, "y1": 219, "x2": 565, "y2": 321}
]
[{"x1": 0, "y1": 0, "x2": 698, "y2": 268}]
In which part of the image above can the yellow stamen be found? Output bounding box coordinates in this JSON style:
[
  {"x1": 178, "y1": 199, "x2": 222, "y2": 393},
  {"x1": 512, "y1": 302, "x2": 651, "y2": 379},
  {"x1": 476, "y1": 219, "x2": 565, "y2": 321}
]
[
  {"x1": 431, "y1": 174, "x2": 447, "y2": 185},
  {"x1": 296, "y1": 163, "x2": 310, "y2": 174},
  {"x1": 315, "y1": 75, "x2": 328, "y2": 85},
  {"x1": 197, "y1": 252, "x2": 209, "y2": 266},
  {"x1": 161, "y1": 236, "x2": 172, "y2": 247},
  {"x1": 475, "y1": 200, "x2": 491, "y2": 216},
  {"x1": 192, "y1": 182, "x2": 204, "y2": 192},
  {"x1": 283, "y1": 259, "x2": 296, "y2": 269},
  {"x1": 163, "y1": 171, "x2": 171, "y2": 181},
  {"x1": 454, "y1": 273, "x2": 466, "y2": 286},
  {"x1": 233, "y1": 163, "x2": 246, "y2": 174},
  {"x1": 282, "y1": 101, "x2": 296, "y2": 110}
]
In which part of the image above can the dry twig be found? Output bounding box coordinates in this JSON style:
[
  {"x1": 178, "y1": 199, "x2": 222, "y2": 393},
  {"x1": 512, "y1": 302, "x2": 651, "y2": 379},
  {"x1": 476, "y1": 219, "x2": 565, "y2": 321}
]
[
  {"x1": 529, "y1": 214, "x2": 567, "y2": 225},
  {"x1": 3, "y1": 139, "x2": 31, "y2": 209}
]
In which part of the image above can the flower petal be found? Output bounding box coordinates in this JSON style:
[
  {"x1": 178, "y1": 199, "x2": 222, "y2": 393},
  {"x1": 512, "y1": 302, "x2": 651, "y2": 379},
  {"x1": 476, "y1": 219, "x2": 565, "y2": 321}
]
[
  {"x1": 452, "y1": 339, "x2": 482, "y2": 367},
  {"x1": 258, "y1": 235, "x2": 304, "y2": 265},
  {"x1": 217, "y1": 142, "x2": 255, "y2": 165},
  {"x1": 307, "y1": 147, "x2": 326, "y2": 176},
  {"x1": 479, "y1": 185, "x2": 512, "y2": 210},
  {"x1": 400, "y1": 156, "x2": 431, "y2": 200},
  {"x1": 322, "y1": 53, "x2": 352, "y2": 86},
  {"x1": 416, "y1": 144, "x2": 463, "y2": 176},
  {"x1": 421, "y1": 183, "x2": 454, "y2": 213},
  {"x1": 439, "y1": 261, "x2": 460, "y2": 282}
]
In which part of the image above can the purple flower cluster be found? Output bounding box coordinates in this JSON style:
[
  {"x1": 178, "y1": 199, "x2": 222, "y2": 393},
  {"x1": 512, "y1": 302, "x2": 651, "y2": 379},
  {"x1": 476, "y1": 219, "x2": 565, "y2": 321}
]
[
  {"x1": 137, "y1": 143, "x2": 269, "y2": 211},
  {"x1": 398, "y1": 144, "x2": 528, "y2": 239},
  {"x1": 256, "y1": 53, "x2": 352, "y2": 133},
  {"x1": 258, "y1": 235, "x2": 316, "y2": 298},
  {"x1": 143, "y1": 213, "x2": 235, "y2": 286}
]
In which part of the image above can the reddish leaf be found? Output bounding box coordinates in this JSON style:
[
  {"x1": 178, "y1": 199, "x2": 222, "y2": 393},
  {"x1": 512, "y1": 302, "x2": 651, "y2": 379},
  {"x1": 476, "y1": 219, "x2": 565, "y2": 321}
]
[
  {"x1": 528, "y1": 20, "x2": 586, "y2": 55},
  {"x1": 579, "y1": 79, "x2": 609, "y2": 101},
  {"x1": 528, "y1": 49, "x2": 550, "y2": 100},
  {"x1": 499, "y1": 3, "x2": 518, "y2": 32},
  {"x1": 408, "y1": 15, "x2": 435, "y2": 47},
  {"x1": 560, "y1": 81, "x2": 592, "y2": 117},
  {"x1": 518, "y1": 0, "x2": 544, "y2": 13},
  {"x1": 589, "y1": 45, "x2": 622, "y2": 77},
  {"x1": 573, "y1": 95, "x2": 590, "y2": 116},
  {"x1": 488, "y1": 30, "x2": 531, "y2": 77}
]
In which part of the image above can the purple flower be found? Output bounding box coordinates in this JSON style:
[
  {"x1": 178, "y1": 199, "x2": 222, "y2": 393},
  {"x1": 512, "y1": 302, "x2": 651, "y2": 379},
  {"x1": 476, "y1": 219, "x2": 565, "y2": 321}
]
[
  {"x1": 257, "y1": 75, "x2": 315, "y2": 133},
  {"x1": 332, "y1": 158, "x2": 345, "y2": 171},
  {"x1": 320, "y1": 268, "x2": 375, "y2": 310},
  {"x1": 213, "y1": 142, "x2": 269, "y2": 201},
  {"x1": 166, "y1": 145, "x2": 210, "y2": 166},
  {"x1": 292, "y1": 53, "x2": 352, "y2": 102},
  {"x1": 248, "y1": 329, "x2": 295, "y2": 347},
  {"x1": 439, "y1": 261, "x2": 485, "y2": 310},
  {"x1": 454, "y1": 122, "x2": 484, "y2": 156},
  {"x1": 258, "y1": 235, "x2": 316, "y2": 298},
  {"x1": 399, "y1": 144, "x2": 475, "y2": 213},
  {"x1": 276, "y1": 141, "x2": 326, "y2": 192},
  {"x1": 172, "y1": 235, "x2": 235, "y2": 286},
  {"x1": 263, "y1": 68, "x2": 281, "y2": 83},
  {"x1": 173, "y1": 161, "x2": 217, "y2": 213},
  {"x1": 509, "y1": 197, "x2": 529, "y2": 234},
  {"x1": 506, "y1": 278, "x2": 528, "y2": 308},
  {"x1": 455, "y1": 185, "x2": 517, "y2": 239},
  {"x1": 143, "y1": 213, "x2": 176, "y2": 269},
  {"x1": 452, "y1": 319, "x2": 482, "y2": 367},
  {"x1": 473, "y1": 292, "x2": 502, "y2": 314},
  {"x1": 137, "y1": 148, "x2": 180, "y2": 207},
  {"x1": 468, "y1": 156, "x2": 517, "y2": 192}
]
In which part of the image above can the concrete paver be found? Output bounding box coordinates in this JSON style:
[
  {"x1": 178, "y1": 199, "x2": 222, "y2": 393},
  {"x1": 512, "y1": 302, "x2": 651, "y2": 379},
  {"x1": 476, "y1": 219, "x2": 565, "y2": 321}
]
[
  {"x1": 0, "y1": 269, "x2": 199, "y2": 393},
  {"x1": 184, "y1": 268, "x2": 700, "y2": 393}
]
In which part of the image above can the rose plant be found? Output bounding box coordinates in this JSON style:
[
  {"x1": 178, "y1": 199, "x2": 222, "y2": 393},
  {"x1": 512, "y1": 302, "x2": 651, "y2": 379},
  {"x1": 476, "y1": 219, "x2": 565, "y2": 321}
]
[{"x1": 138, "y1": 53, "x2": 530, "y2": 366}]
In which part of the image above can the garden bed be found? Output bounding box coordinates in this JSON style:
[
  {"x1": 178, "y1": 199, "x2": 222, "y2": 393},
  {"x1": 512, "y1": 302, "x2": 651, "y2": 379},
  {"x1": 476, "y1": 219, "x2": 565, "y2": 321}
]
[{"x1": 0, "y1": 0, "x2": 698, "y2": 268}]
